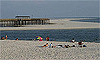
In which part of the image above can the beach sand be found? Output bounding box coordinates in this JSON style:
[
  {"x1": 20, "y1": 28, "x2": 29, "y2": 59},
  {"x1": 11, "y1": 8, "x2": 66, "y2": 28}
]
[
  {"x1": 0, "y1": 18, "x2": 100, "y2": 60},
  {"x1": 0, "y1": 18, "x2": 100, "y2": 30},
  {"x1": 0, "y1": 40, "x2": 100, "y2": 59}
]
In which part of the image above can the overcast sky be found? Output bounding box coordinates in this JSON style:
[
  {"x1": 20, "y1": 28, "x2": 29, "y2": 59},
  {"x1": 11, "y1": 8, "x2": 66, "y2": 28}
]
[{"x1": 0, "y1": 0, "x2": 99, "y2": 18}]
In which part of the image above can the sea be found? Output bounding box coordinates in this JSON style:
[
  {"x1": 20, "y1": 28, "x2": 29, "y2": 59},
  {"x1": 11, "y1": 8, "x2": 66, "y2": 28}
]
[{"x1": 0, "y1": 17, "x2": 100, "y2": 43}]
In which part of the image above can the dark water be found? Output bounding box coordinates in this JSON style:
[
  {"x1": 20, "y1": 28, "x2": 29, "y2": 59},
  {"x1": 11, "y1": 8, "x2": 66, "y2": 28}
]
[
  {"x1": 0, "y1": 28, "x2": 100, "y2": 42},
  {"x1": 70, "y1": 18, "x2": 100, "y2": 23},
  {"x1": 50, "y1": 17, "x2": 100, "y2": 23}
]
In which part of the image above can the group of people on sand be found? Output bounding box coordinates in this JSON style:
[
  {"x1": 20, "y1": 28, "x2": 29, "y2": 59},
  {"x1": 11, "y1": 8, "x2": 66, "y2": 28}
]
[
  {"x1": 42, "y1": 38, "x2": 86, "y2": 48},
  {"x1": 42, "y1": 43, "x2": 76, "y2": 48},
  {"x1": 71, "y1": 38, "x2": 86, "y2": 47},
  {"x1": 0, "y1": 35, "x2": 86, "y2": 48},
  {"x1": 1, "y1": 35, "x2": 8, "y2": 40},
  {"x1": 1, "y1": 35, "x2": 49, "y2": 41},
  {"x1": 1, "y1": 35, "x2": 19, "y2": 40},
  {"x1": 34, "y1": 36, "x2": 49, "y2": 41}
]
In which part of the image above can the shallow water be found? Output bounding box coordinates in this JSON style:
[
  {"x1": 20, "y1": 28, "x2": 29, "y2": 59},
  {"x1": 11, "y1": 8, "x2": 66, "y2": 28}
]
[{"x1": 0, "y1": 28, "x2": 100, "y2": 42}]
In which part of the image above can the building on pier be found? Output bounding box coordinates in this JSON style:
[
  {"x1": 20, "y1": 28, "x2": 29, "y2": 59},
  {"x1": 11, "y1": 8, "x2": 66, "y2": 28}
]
[{"x1": 15, "y1": 15, "x2": 30, "y2": 19}]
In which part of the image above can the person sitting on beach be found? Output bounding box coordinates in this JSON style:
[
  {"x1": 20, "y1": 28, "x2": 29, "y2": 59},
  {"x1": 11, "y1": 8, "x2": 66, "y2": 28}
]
[
  {"x1": 46, "y1": 37, "x2": 49, "y2": 41},
  {"x1": 43, "y1": 43, "x2": 48, "y2": 47},
  {"x1": 1, "y1": 37, "x2": 5, "y2": 40},
  {"x1": 5, "y1": 35, "x2": 7, "y2": 40},
  {"x1": 78, "y1": 41, "x2": 84, "y2": 47},
  {"x1": 49, "y1": 43, "x2": 56, "y2": 48},
  {"x1": 71, "y1": 38, "x2": 75, "y2": 43},
  {"x1": 78, "y1": 41, "x2": 82, "y2": 45},
  {"x1": 16, "y1": 38, "x2": 18, "y2": 40}
]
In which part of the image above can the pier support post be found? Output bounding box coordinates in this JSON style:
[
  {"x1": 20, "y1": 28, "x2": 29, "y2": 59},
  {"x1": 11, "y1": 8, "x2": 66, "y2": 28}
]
[{"x1": 25, "y1": 21, "x2": 26, "y2": 25}]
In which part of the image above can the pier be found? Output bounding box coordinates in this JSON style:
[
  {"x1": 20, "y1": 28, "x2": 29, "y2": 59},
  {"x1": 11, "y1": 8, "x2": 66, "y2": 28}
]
[{"x1": 0, "y1": 18, "x2": 50, "y2": 27}]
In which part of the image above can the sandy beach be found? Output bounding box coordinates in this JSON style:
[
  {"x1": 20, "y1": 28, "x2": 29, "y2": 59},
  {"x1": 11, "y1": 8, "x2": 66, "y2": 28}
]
[
  {"x1": 1, "y1": 1, "x2": 99, "y2": 60},
  {"x1": 0, "y1": 18, "x2": 100, "y2": 30},
  {"x1": 0, "y1": 40, "x2": 100, "y2": 59},
  {"x1": 0, "y1": 18, "x2": 100, "y2": 60}
]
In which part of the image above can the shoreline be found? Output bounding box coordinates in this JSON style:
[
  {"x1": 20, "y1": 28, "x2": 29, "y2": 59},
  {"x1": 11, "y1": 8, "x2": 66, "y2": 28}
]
[
  {"x1": 0, "y1": 27, "x2": 100, "y2": 31},
  {"x1": 1, "y1": 39, "x2": 100, "y2": 43}
]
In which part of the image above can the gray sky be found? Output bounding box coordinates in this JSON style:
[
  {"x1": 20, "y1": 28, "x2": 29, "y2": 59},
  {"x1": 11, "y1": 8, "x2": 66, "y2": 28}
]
[{"x1": 0, "y1": 0, "x2": 99, "y2": 18}]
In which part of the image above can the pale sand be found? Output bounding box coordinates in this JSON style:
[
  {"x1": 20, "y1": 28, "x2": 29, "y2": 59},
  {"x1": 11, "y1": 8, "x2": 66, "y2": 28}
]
[
  {"x1": 0, "y1": 18, "x2": 100, "y2": 30},
  {"x1": 0, "y1": 40, "x2": 100, "y2": 59}
]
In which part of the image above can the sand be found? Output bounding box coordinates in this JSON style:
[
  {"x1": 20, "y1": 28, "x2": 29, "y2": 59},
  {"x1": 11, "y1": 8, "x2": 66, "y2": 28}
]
[
  {"x1": 0, "y1": 18, "x2": 100, "y2": 60},
  {"x1": 0, "y1": 18, "x2": 100, "y2": 30},
  {"x1": 0, "y1": 40, "x2": 100, "y2": 59}
]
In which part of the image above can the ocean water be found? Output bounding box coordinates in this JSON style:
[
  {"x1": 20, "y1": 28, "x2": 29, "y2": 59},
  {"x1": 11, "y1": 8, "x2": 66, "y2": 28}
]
[
  {"x1": 0, "y1": 17, "x2": 100, "y2": 42},
  {"x1": 70, "y1": 18, "x2": 100, "y2": 23},
  {"x1": 0, "y1": 28, "x2": 100, "y2": 43},
  {"x1": 50, "y1": 17, "x2": 100, "y2": 23}
]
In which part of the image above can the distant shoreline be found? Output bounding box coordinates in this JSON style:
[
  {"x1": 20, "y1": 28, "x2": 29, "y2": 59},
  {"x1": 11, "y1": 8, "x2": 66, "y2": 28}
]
[{"x1": 0, "y1": 18, "x2": 100, "y2": 31}]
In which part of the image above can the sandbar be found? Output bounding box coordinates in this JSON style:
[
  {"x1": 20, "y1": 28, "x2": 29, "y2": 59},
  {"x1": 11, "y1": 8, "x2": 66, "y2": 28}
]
[{"x1": 0, "y1": 18, "x2": 100, "y2": 30}]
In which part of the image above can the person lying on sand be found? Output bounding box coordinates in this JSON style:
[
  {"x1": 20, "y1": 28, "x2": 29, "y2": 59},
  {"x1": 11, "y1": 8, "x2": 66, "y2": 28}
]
[
  {"x1": 65, "y1": 45, "x2": 69, "y2": 48},
  {"x1": 56, "y1": 45, "x2": 64, "y2": 48},
  {"x1": 42, "y1": 43, "x2": 48, "y2": 47},
  {"x1": 49, "y1": 43, "x2": 56, "y2": 48},
  {"x1": 71, "y1": 45, "x2": 75, "y2": 47},
  {"x1": 64, "y1": 45, "x2": 71, "y2": 48}
]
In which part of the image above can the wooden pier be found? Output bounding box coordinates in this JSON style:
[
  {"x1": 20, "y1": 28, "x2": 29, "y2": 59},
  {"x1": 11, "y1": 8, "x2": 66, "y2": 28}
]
[{"x1": 0, "y1": 18, "x2": 50, "y2": 27}]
